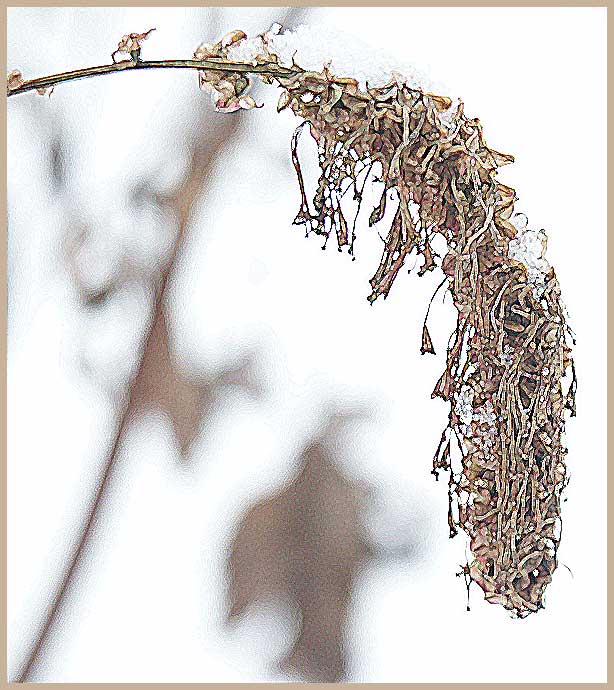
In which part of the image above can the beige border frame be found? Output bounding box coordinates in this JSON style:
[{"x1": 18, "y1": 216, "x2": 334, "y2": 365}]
[{"x1": 2, "y1": 3, "x2": 609, "y2": 688}]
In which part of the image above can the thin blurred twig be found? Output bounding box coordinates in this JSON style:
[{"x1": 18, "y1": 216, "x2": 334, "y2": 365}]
[{"x1": 14, "y1": 136, "x2": 203, "y2": 684}]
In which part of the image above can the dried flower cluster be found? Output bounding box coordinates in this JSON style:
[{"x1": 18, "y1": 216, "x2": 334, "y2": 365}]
[
  {"x1": 111, "y1": 27, "x2": 156, "y2": 63},
  {"x1": 193, "y1": 29, "x2": 264, "y2": 112},
  {"x1": 193, "y1": 26, "x2": 576, "y2": 617}
]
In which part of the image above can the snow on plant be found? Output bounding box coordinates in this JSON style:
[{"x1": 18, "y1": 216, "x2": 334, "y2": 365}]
[
  {"x1": 507, "y1": 213, "x2": 551, "y2": 300},
  {"x1": 8, "y1": 23, "x2": 577, "y2": 618}
]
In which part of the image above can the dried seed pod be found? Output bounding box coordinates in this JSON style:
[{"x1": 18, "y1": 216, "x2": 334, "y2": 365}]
[{"x1": 112, "y1": 27, "x2": 155, "y2": 63}]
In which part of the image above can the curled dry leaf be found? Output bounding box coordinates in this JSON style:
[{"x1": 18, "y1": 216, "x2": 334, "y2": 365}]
[
  {"x1": 277, "y1": 89, "x2": 292, "y2": 112},
  {"x1": 193, "y1": 30, "x2": 264, "y2": 112},
  {"x1": 220, "y1": 29, "x2": 247, "y2": 49},
  {"x1": 237, "y1": 95, "x2": 262, "y2": 110}
]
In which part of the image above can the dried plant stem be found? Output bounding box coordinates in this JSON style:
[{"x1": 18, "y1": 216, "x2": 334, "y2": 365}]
[{"x1": 7, "y1": 58, "x2": 299, "y2": 97}]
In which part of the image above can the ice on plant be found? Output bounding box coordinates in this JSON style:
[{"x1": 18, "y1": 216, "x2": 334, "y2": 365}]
[
  {"x1": 224, "y1": 36, "x2": 267, "y2": 65},
  {"x1": 438, "y1": 98, "x2": 460, "y2": 130},
  {"x1": 455, "y1": 387, "x2": 498, "y2": 451}
]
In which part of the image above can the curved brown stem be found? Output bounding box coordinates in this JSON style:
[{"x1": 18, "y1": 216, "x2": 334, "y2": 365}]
[{"x1": 7, "y1": 58, "x2": 299, "y2": 97}]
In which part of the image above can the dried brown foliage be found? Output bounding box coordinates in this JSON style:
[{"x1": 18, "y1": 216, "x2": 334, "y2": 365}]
[{"x1": 195, "y1": 28, "x2": 577, "y2": 617}]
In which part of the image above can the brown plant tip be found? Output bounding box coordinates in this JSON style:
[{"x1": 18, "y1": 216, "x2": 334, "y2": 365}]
[{"x1": 210, "y1": 26, "x2": 576, "y2": 618}]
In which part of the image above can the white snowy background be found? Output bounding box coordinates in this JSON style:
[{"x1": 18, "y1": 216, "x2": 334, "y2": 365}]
[{"x1": 7, "y1": 7, "x2": 607, "y2": 683}]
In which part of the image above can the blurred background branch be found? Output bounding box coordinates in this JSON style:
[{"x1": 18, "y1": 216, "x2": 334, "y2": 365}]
[{"x1": 14, "y1": 8, "x2": 306, "y2": 681}]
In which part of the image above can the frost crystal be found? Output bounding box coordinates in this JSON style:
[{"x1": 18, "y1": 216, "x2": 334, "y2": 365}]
[
  {"x1": 224, "y1": 36, "x2": 266, "y2": 65},
  {"x1": 473, "y1": 400, "x2": 496, "y2": 429}
]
